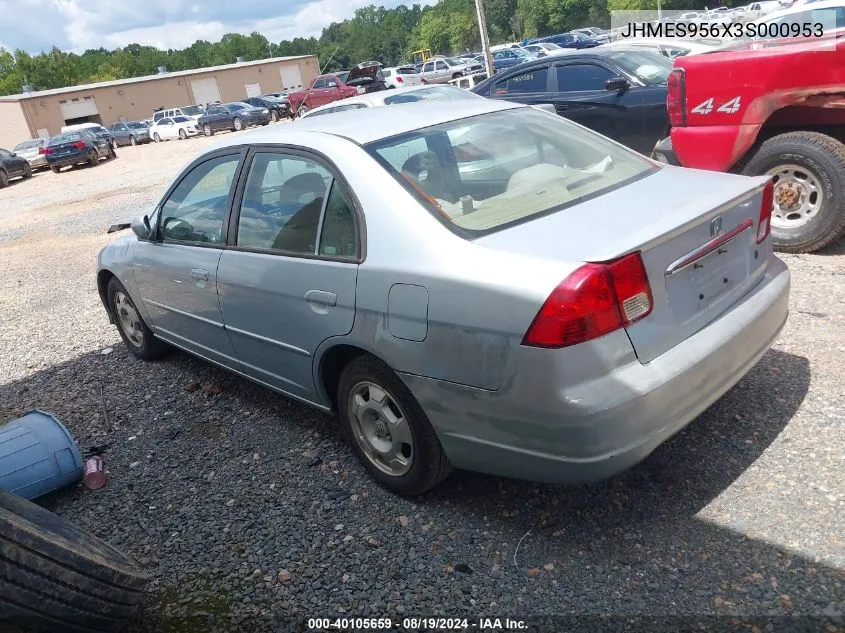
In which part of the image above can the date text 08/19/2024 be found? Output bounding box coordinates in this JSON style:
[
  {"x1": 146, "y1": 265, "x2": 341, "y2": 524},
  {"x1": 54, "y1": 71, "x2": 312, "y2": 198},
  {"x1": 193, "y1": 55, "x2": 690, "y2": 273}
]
[{"x1": 307, "y1": 617, "x2": 528, "y2": 630}]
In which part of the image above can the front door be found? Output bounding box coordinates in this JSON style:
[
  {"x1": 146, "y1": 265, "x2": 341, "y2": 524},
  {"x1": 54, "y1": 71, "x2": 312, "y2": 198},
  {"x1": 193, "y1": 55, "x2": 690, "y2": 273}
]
[
  {"x1": 216, "y1": 149, "x2": 360, "y2": 403},
  {"x1": 133, "y1": 152, "x2": 245, "y2": 369}
]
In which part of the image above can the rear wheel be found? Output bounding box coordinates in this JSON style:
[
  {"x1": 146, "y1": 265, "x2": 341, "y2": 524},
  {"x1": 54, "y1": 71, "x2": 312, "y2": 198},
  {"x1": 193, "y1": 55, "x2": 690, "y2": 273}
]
[
  {"x1": 87, "y1": 151, "x2": 98, "y2": 167},
  {"x1": 742, "y1": 131, "x2": 845, "y2": 253},
  {"x1": 0, "y1": 489, "x2": 148, "y2": 633},
  {"x1": 203, "y1": 124, "x2": 213, "y2": 136},
  {"x1": 23, "y1": 163, "x2": 33, "y2": 179},
  {"x1": 108, "y1": 145, "x2": 116, "y2": 159},
  {"x1": 178, "y1": 128, "x2": 187, "y2": 139},
  {"x1": 50, "y1": 166, "x2": 60, "y2": 174},
  {"x1": 232, "y1": 117, "x2": 243, "y2": 131},
  {"x1": 337, "y1": 355, "x2": 451, "y2": 496},
  {"x1": 107, "y1": 277, "x2": 171, "y2": 361},
  {"x1": 0, "y1": 169, "x2": 8, "y2": 187}
]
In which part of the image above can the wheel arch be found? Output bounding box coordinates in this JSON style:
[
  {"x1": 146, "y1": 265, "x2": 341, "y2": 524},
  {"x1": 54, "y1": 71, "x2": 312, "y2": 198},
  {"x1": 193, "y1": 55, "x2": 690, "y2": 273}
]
[
  {"x1": 315, "y1": 341, "x2": 402, "y2": 413},
  {"x1": 97, "y1": 269, "x2": 117, "y2": 322}
]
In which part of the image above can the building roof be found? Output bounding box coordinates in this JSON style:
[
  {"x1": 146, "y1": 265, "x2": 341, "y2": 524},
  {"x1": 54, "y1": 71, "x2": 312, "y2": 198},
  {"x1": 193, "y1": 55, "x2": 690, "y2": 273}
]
[
  {"x1": 0, "y1": 55, "x2": 315, "y2": 102},
  {"x1": 210, "y1": 99, "x2": 522, "y2": 148}
]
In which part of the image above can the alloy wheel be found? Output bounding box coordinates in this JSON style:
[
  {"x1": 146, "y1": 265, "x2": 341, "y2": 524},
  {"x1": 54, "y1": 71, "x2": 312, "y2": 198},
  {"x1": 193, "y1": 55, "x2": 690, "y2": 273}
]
[{"x1": 347, "y1": 381, "x2": 414, "y2": 477}]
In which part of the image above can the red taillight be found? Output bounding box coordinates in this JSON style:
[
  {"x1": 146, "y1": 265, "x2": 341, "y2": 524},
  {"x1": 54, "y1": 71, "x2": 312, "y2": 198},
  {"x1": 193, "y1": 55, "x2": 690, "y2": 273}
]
[
  {"x1": 667, "y1": 68, "x2": 686, "y2": 127},
  {"x1": 39, "y1": 147, "x2": 51, "y2": 155},
  {"x1": 522, "y1": 253, "x2": 653, "y2": 349},
  {"x1": 396, "y1": 76, "x2": 404, "y2": 84},
  {"x1": 72, "y1": 140, "x2": 86, "y2": 149},
  {"x1": 757, "y1": 179, "x2": 774, "y2": 243}
]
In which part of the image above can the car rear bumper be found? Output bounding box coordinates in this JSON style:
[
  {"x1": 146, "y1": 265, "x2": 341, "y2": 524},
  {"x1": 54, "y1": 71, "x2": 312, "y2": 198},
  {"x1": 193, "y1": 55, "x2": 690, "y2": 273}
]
[
  {"x1": 399, "y1": 255, "x2": 791, "y2": 485},
  {"x1": 46, "y1": 153, "x2": 88, "y2": 167},
  {"x1": 652, "y1": 136, "x2": 681, "y2": 166},
  {"x1": 244, "y1": 114, "x2": 271, "y2": 125}
]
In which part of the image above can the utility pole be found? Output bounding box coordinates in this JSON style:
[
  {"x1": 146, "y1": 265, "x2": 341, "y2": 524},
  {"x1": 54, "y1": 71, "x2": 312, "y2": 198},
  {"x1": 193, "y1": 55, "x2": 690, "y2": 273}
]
[
  {"x1": 474, "y1": 0, "x2": 494, "y2": 77},
  {"x1": 658, "y1": 0, "x2": 663, "y2": 21}
]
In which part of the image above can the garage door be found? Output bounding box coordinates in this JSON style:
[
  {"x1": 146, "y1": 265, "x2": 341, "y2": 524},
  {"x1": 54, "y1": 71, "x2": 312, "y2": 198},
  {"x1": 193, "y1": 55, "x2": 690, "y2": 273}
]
[
  {"x1": 190, "y1": 78, "x2": 221, "y2": 106},
  {"x1": 59, "y1": 97, "x2": 99, "y2": 121},
  {"x1": 280, "y1": 65, "x2": 303, "y2": 90},
  {"x1": 245, "y1": 83, "x2": 262, "y2": 98}
]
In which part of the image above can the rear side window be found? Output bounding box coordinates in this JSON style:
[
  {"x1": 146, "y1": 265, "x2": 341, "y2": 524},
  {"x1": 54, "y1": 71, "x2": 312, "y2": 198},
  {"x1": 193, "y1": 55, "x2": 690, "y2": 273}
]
[
  {"x1": 493, "y1": 67, "x2": 549, "y2": 95},
  {"x1": 555, "y1": 64, "x2": 615, "y2": 91},
  {"x1": 313, "y1": 78, "x2": 327, "y2": 88}
]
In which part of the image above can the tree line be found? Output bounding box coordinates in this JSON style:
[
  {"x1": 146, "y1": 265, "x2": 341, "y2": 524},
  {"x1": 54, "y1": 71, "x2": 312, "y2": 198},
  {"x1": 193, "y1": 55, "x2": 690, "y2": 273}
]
[{"x1": 0, "y1": 0, "x2": 704, "y2": 96}]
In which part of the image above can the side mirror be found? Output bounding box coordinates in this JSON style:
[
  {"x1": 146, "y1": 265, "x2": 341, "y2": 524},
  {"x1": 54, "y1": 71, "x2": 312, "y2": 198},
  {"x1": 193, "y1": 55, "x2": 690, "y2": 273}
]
[
  {"x1": 131, "y1": 213, "x2": 153, "y2": 241},
  {"x1": 606, "y1": 77, "x2": 630, "y2": 92}
]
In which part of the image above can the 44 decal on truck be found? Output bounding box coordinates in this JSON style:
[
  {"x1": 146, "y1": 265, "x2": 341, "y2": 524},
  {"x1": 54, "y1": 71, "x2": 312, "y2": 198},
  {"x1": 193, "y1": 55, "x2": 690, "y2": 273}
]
[{"x1": 690, "y1": 97, "x2": 742, "y2": 115}]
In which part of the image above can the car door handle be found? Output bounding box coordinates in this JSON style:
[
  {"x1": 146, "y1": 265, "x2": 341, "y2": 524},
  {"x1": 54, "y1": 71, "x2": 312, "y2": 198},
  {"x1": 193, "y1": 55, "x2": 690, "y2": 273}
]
[
  {"x1": 304, "y1": 290, "x2": 337, "y2": 306},
  {"x1": 190, "y1": 268, "x2": 209, "y2": 281}
]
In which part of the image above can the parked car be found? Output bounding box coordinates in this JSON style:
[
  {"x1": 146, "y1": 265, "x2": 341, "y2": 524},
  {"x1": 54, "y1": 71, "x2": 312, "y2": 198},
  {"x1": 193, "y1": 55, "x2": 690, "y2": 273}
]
[
  {"x1": 449, "y1": 73, "x2": 490, "y2": 89},
  {"x1": 12, "y1": 138, "x2": 48, "y2": 170},
  {"x1": 473, "y1": 47, "x2": 672, "y2": 156},
  {"x1": 109, "y1": 121, "x2": 152, "y2": 146},
  {"x1": 197, "y1": 102, "x2": 272, "y2": 135},
  {"x1": 244, "y1": 96, "x2": 291, "y2": 121},
  {"x1": 419, "y1": 56, "x2": 484, "y2": 84},
  {"x1": 61, "y1": 123, "x2": 116, "y2": 149},
  {"x1": 575, "y1": 27, "x2": 611, "y2": 43},
  {"x1": 42, "y1": 130, "x2": 115, "y2": 173},
  {"x1": 530, "y1": 32, "x2": 600, "y2": 49},
  {"x1": 0, "y1": 146, "x2": 33, "y2": 186},
  {"x1": 96, "y1": 99, "x2": 790, "y2": 495},
  {"x1": 298, "y1": 85, "x2": 484, "y2": 119},
  {"x1": 521, "y1": 42, "x2": 566, "y2": 57},
  {"x1": 747, "y1": 0, "x2": 845, "y2": 36},
  {"x1": 288, "y1": 62, "x2": 389, "y2": 116},
  {"x1": 149, "y1": 116, "x2": 200, "y2": 141},
  {"x1": 152, "y1": 105, "x2": 206, "y2": 124},
  {"x1": 598, "y1": 37, "x2": 727, "y2": 58},
  {"x1": 382, "y1": 66, "x2": 424, "y2": 88},
  {"x1": 490, "y1": 48, "x2": 538, "y2": 72}
]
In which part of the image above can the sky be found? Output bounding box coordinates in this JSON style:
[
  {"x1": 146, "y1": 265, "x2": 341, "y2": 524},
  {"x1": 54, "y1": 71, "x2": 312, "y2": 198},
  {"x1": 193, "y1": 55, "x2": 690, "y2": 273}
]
[{"x1": 0, "y1": 0, "x2": 436, "y2": 54}]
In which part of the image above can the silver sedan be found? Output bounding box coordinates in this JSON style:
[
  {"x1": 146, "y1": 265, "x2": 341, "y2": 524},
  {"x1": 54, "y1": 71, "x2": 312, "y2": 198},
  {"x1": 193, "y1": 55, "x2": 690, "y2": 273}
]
[{"x1": 96, "y1": 100, "x2": 790, "y2": 495}]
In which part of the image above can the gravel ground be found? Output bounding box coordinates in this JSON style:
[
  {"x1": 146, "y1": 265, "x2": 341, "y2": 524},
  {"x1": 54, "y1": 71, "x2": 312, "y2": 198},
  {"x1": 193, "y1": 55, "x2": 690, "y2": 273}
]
[{"x1": 0, "y1": 131, "x2": 843, "y2": 633}]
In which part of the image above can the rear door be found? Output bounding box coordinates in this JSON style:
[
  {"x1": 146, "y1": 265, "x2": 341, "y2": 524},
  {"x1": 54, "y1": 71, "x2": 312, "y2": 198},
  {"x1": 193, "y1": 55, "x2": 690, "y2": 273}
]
[
  {"x1": 488, "y1": 63, "x2": 553, "y2": 107},
  {"x1": 133, "y1": 151, "x2": 245, "y2": 368},
  {"x1": 216, "y1": 149, "x2": 360, "y2": 402}
]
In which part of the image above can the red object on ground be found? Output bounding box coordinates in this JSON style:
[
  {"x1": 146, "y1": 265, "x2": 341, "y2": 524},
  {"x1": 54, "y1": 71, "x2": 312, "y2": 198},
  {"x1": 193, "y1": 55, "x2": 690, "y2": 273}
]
[{"x1": 83, "y1": 456, "x2": 107, "y2": 490}]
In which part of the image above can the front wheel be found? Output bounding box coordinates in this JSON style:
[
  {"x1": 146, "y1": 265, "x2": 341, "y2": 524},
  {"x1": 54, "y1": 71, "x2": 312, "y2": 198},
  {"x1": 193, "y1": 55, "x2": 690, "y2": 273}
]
[
  {"x1": 107, "y1": 145, "x2": 116, "y2": 159},
  {"x1": 296, "y1": 104, "x2": 309, "y2": 118},
  {"x1": 232, "y1": 117, "x2": 243, "y2": 131},
  {"x1": 0, "y1": 170, "x2": 7, "y2": 188},
  {"x1": 23, "y1": 163, "x2": 32, "y2": 179},
  {"x1": 107, "y1": 277, "x2": 171, "y2": 361},
  {"x1": 337, "y1": 355, "x2": 451, "y2": 496},
  {"x1": 153, "y1": 133, "x2": 161, "y2": 142},
  {"x1": 87, "y1": 151, "x2": 98, "y2": 167},
  {"x1": 178, "y1": 128, "x2": 187, "y2": 139},
  {"x1": 50, "y1": 166, "x2": 60, "y2": 174},
  {"x1": 742, "y1": 131, "x2": 845, "y2": 253},
  {"x1": 203, "y1": 124, "x2": 213, "y2": 137},
  {"x1": 130, "y1": 135, "x2": 137, "y2": 146},
  {"x1": 271, "y1": 110, "x2": 280, "y2": 122}
]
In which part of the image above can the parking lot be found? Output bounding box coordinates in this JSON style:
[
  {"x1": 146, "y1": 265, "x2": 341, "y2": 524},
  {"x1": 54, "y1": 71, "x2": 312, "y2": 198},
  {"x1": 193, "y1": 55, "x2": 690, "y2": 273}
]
[{"x1": 0, "y1": 125, "x2": 843, "y2": 630}]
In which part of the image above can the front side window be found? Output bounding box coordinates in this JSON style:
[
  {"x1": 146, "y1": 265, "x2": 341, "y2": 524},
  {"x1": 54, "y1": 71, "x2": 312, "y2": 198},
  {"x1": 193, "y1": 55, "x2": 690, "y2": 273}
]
[
  {"x1": 326, "y1": 78, "x2": 339, "y2": 88},
  {"x1": 493, "y1": 67, "x2": 549, "y2": 95},
  {"x1": 313, "y1": 78, "x2": 327, "y2": 88},
  {"x1": 227, "y1": 104, "x2": 245, "y2": 112},
  {"x1": 236, "y1": 153, "x2": 331, "y2": 254},
  {"x1": 159, "y1": 155, "x2": 241, "y2": 245},
  {"x1": 365, "y1": 108, "x2": 655, "y2": 235},
  {"x1": 555, "y1": 64, "x2": 615, "y2": 91}
]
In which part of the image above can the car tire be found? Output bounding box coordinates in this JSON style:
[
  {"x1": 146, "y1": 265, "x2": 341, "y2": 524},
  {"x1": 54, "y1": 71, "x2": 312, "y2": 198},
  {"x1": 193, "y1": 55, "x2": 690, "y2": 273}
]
[
  {"x1": 297, "y1": 104, "x2": 309, "y2": 118},
  {"x1": 22, "y1": 163, "x2": 33, "y2": 178},
  {"x1": 108, "y1": 145, "x2": 116, "y2": 159},
  {"x1": 87, "y1": 151, "x2": 98, "y2": 167},
  {"x1": 153, "y1": 133, "x2": 161, "y2": 142},
  {"x1": 742, "y1": 131, "x2": 845, "y2": 253},
  {"x1": 130, "y1": 135, "x2": 137, "y2": 146},
  {"x1": 233, "y1": 117, "x2": 243, "y2": 131},
  {"x1": 203, "y1": 124, "x2": 214, "y2": 137},
  {"x1": 271, "y1": 110, "x2": 280, "y2": 122},
  {"x1": 178, "y1": 129, "x2": 187, "y2": 140},
  {"x1": 107, "y1": 277, "x2": 171, "y2": 361},
  {"x1": 0, "y1": 489, "x2": 148, "y2": 633},
  {"x1": 50, "y1": 166, "x2": 60, "y2": 174},
  {"x1": 337, "y1": 355, "x2": 452, "y2": 496},
  {"x1": 0, "y1": 169, "x2": 7, "y2": 188}
]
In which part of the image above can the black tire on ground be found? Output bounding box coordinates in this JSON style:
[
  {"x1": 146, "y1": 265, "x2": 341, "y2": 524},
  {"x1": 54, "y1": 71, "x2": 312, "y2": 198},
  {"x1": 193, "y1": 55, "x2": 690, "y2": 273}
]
[
  {"x1": 742, "y1": 131, "x2": 845, "y2": 253},
  {"x1": 87, "y1": 151, "x2": 98, "y2": 167},
  {"x1": 108, "y1": 145, "x2": 116, "y2": 159},
  {"x1": 297, "y1": 104, "x2": 309, "y2": 118},
  {"x1": 0, "y1": 489, "x2": 148, "y2": 633},
  {"x1": 337, "y1": 355, "x2": 452, "y2": 496},
  {"x1": 271, "y1": 110, "x2": 280, "y2": 122},
  {"x1": 203, "y1": 123, "x2": 213, "y2": 136},
  {"x1": 0, "y1": 169, "x2": 8, "y2": 188},
  {"x1": 130, "y1": 135, "x2": 137, "y2": 146},
  {"x1": 23, "y1": 163, "x2": 33, "y2": 178},
  {"x1": 107, "y1": 277, "x2": 171, "y2": 361},
  {"x1": 50, "y1": 166, "x2": 60, "y2": 174}
]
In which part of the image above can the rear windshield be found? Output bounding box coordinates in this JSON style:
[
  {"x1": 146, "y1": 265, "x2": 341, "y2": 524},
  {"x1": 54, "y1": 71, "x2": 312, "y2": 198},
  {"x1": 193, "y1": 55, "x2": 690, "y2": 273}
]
[
  {"x1": 383, "y1": 86, "x2": 481, "y2": 105},
  {"x1": 396, "y1": 67, "x2": 418, "y2": 75},
  {"x1": 14, "y1": 139, "x2": 43, "y2": 150},
  {"x1": 364, "y1": 107, "x2": 655, "y2": 236},
  {"x1": 49, "y1": 133, "x2": 83, "y2": 145}
]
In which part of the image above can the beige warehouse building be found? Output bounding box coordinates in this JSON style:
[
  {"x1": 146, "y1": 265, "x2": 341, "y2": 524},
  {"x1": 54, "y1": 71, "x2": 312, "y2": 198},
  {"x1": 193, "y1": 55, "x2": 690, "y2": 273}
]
[{"x1": 0, "y1": 55, "x2": 320, "y2": 148}]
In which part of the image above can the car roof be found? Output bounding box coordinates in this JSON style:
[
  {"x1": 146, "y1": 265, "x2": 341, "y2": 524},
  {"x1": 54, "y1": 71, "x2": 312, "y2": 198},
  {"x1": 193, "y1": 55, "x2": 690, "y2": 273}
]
[
  {"x1": 212, "y1": 99, "x2": 522, "y2": 148},
  {"x1": 303, "y1": 85, "x2": 481, "y2": 116}
]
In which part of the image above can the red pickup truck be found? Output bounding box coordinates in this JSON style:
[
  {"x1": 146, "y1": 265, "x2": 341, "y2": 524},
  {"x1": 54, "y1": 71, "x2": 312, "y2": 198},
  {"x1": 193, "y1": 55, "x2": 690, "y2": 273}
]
[
  {"x1": 654, "y1": 35, "x2": 845, "y2": 253},
  {"x1": 288, "y1": 61, "x2": 388, "y2": 117}
]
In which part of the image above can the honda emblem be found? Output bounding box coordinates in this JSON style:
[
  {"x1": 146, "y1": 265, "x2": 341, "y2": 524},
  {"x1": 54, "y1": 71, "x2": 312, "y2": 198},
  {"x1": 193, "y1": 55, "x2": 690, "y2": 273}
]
[{"x1": 710, "y1": 216, "x2": 723, "y2": 237}]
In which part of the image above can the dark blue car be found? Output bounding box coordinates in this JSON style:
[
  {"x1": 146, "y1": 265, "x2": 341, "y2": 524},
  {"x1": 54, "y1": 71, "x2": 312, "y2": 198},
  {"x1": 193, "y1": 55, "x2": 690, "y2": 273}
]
[
  {"x1": 529, "y1": 32, "x2": 600, "y2": 49},
  {"x1": 44, "y1": 130, "x2": 115, "y2": 173}
]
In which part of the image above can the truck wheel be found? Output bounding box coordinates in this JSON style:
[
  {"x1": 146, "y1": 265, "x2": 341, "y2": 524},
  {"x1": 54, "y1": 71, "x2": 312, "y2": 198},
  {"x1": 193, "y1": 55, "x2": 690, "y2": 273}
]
[
  {"x1": 742, "y1": 131, "x2": 845, "y2": 253},
  {"x1": 297, "y1": 104, "x2": 309, "y2": 118},
  {"x1": 0, "y1": 489, "x2": 148, "y2": 633}
]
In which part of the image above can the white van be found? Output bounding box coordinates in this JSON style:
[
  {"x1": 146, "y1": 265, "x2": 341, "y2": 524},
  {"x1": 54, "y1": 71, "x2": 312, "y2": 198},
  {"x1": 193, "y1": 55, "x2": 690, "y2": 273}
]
[{"x1": 152, "y1": 105, "x2": 206, "y2": 123}]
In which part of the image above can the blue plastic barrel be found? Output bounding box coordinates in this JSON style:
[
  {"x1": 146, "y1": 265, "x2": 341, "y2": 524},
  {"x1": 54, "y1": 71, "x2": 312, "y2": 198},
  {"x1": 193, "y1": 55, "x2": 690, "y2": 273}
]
[{"x1": 0, "y1": 410, "x2": 83, "y2": 500}]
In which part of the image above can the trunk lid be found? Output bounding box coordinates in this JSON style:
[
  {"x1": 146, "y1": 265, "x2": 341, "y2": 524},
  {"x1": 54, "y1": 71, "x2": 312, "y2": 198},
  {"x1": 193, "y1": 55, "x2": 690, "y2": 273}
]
[{"x1": 476, "y1": 166, "x2": 771, "y2": 363}]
